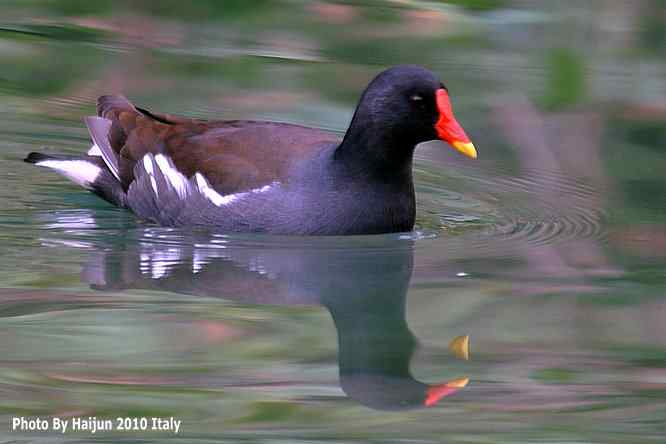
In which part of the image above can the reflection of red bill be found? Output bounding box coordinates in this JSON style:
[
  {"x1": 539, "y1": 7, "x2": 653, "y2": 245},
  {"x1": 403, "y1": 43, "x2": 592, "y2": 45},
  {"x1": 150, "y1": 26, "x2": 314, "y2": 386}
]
[
  {"x1": 424, "y1": 376, "x2": 469, "y2": 407},
  {"x1": 435, "y1": 89, "x2": 477, "y2": 159},
  {"x1": 448, "y1": 335, "x2": 470, "y2": 361}
]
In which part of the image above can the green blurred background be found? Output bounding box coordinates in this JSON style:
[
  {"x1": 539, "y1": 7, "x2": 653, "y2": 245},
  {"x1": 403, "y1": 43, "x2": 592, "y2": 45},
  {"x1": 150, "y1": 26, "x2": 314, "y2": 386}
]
[{"x1": 1, "y1": 1, "x2": 666, "y2": 443}]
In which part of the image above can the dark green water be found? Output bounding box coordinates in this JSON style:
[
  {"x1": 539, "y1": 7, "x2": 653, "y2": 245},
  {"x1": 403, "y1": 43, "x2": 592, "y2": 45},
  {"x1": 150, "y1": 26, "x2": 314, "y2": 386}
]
[{"x1": 1, "y1": 1, "x2": 666, "y2": 442}]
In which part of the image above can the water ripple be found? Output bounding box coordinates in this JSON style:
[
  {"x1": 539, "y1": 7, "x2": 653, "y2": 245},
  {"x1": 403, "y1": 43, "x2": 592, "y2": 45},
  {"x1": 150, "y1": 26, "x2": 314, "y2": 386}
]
[{"x1": 417, "y1": 162, "x2": 608, "y2": 252}]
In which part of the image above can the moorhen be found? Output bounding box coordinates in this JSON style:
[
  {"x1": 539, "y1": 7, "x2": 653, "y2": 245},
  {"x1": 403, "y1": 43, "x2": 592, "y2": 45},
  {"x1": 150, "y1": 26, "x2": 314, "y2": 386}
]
[{"x1": 25, "y1": 65, "x2": 476, "y2": 235}]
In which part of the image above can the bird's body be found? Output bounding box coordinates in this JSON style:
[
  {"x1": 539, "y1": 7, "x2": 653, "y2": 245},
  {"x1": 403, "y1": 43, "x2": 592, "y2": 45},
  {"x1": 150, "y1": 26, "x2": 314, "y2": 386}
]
[{"x1": 25, "y1": 65, "x2": 476, "y2": 235}]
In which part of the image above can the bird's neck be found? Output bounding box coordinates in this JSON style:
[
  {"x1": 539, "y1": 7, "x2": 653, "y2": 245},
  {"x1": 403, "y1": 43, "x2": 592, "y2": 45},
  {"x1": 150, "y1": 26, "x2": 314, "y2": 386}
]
[{"x1": 333, "y1": 110, "x2": 417, "y2": 183}]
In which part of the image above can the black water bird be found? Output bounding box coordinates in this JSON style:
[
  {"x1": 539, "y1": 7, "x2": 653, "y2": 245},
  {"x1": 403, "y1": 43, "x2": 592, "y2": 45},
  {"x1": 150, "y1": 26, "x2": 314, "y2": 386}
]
[{"x1": 26, "y1": 65, "x2": 476, "y2": 235}]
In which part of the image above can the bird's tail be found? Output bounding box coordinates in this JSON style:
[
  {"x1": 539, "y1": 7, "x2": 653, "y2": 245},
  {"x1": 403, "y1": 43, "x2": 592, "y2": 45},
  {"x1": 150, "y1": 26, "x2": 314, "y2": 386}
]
[{"x1": 24, "y1": 151, "x2": 127, "y2": 207}]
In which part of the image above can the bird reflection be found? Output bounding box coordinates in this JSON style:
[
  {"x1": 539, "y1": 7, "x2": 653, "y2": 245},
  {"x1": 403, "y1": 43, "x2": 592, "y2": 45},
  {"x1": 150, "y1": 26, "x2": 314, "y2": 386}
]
[{"x1": 81, "y1": 229, "x2": 468, "y2": 410}]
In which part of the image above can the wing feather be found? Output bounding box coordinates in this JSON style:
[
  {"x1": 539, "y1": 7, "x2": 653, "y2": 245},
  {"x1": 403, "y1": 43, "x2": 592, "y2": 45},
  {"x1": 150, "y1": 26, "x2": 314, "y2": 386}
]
[{"x1": 84, "y1": 116, "x2": 120, "y2": 181}]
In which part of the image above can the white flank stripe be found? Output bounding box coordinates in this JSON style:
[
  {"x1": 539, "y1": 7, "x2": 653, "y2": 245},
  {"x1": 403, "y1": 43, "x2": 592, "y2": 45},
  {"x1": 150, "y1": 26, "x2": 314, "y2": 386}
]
[
  {"x1": 155, "y1": 154, "x2": 188, "y2": 198},
  {"x1": 138, "y1": 153, "x2": 277, "y2": 208},
  {"x1": 141, "y1": 155, "x2": 158, "y2": 196},
  {"x1": 150, "y1": 177, "x2": 159, "y2": 196},
  {"x1": 194, "y1": 173, "x2": 276, "y2": 207},
  {"x1": 195, "y1": 173, "x2": 239, "y2": 206},
  {"x1": 37, "y1": 160, "x2": 101, "y2": 189},
  {"x1": 143, "y1": 155, "x2": 154, "y2": 175},
  {"x1": 253, "y1": 184, "x2": 273, "y2": 193}
]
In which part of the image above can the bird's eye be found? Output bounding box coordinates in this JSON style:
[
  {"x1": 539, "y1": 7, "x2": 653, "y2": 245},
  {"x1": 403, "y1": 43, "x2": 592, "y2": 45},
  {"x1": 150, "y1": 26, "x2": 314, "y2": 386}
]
[{"x1": 410, "y1": 94, "x2": 423, "y2": 102}]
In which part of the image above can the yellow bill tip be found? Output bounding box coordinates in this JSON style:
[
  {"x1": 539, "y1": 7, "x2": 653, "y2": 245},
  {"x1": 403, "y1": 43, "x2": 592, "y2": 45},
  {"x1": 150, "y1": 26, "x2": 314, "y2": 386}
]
[
  {"x1": 448, "y1": 335, "x2": 470, "y2": 360},
  {"x1": 452, "y1": 141, "x2": 477, "y2": 159},
  {"x1": 446, "y1": 377, "x2": 470, "y2": 388}
]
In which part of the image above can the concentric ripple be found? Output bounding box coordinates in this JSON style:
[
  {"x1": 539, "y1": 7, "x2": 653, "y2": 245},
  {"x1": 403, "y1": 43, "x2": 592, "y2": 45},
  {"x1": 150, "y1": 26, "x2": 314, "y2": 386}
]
[
  {"x1": 477, "y1": 167, "x2": 607, "y2": 246},
  {"x1": 416, "y1": 161, "x2": 609, "y2": 252}
]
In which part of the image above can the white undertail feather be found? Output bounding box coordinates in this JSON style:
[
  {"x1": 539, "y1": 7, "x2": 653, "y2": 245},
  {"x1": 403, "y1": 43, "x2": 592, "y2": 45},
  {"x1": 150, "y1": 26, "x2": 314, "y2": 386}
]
[{"x1": 36, "y1": 160, "x2": 101, "y2": 189}]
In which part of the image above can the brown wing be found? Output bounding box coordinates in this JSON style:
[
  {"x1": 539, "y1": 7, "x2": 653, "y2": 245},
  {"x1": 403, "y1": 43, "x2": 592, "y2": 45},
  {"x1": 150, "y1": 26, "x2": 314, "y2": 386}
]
[{"x1": 95, "y1": 95, "x2": 339, "y2": 194}]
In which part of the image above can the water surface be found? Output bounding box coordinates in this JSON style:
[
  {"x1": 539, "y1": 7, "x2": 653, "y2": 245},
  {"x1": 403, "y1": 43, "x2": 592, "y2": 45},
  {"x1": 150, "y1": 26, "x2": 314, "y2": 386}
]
[{"x1": 1, "y1": 1, "x2": 666, "y2": 442}]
